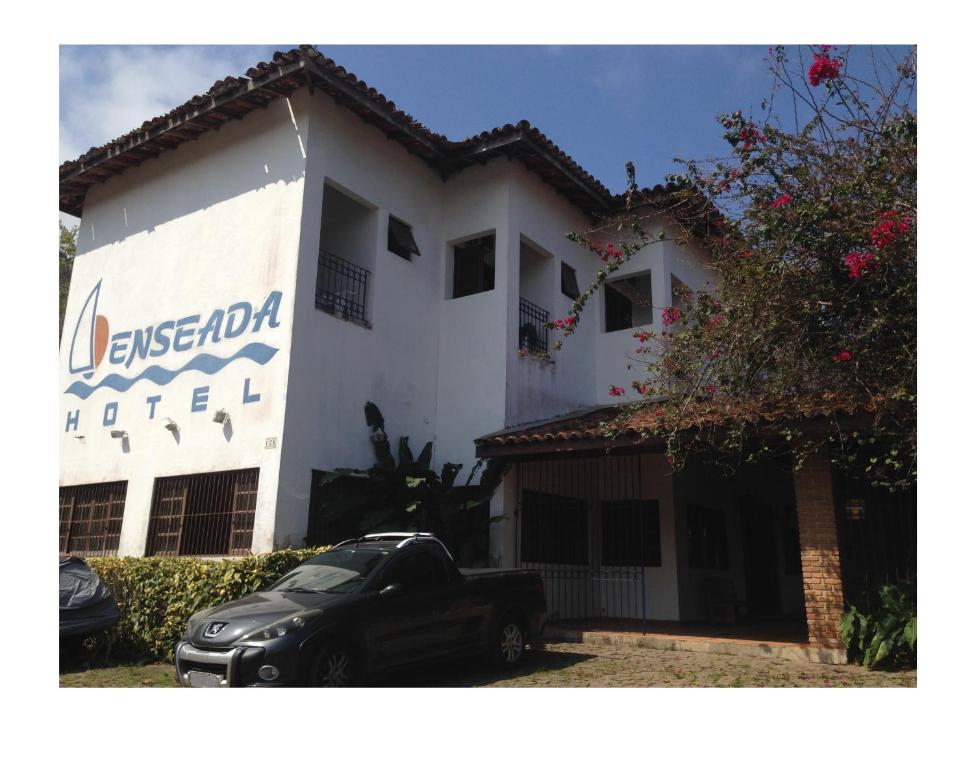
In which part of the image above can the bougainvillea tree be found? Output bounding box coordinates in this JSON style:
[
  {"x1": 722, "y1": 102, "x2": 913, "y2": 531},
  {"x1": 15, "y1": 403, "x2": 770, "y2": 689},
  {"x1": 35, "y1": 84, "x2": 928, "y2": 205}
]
[{"x1": 554, "y1": 46, "x2": 917, "y2": 490}]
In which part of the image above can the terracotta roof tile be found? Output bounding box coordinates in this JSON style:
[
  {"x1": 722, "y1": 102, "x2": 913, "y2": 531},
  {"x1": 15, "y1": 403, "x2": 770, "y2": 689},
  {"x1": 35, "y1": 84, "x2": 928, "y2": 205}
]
[
  {"x1": 475, "y1": 393, "x2": 880, "y2": 455},
  {"x1": 59, "y1": 45, "x2": 688, "y2": 220}
]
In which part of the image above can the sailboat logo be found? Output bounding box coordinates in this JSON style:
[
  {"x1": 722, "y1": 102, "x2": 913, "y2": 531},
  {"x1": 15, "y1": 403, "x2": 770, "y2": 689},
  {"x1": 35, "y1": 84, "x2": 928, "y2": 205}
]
[{"x1": 68, "y1": 280, "x2": 110, "y2": 380}]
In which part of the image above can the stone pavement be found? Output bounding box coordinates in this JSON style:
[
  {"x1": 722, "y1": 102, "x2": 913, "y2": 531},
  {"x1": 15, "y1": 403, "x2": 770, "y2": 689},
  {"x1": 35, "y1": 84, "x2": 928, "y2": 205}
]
[{"x1": 380, "y1": 641, "x2": 917, "y2": 688}]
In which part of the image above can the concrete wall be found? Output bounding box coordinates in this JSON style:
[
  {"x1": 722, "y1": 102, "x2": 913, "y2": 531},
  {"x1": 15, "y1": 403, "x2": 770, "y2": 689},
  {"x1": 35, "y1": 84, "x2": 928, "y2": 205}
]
[
  {"x1": 60, "y1": 94, "x2": 311, "y2": 555},
  {"x1": 60, "y1": 84, "x2": 720, "y2": 563},
  {"x1": 275, "y1": 90, "x2": 447, "y2": 548}
]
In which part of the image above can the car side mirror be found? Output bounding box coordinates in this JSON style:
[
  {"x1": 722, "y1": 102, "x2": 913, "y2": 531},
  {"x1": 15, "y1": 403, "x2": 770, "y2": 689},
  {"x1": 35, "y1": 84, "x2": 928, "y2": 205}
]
[{"x1": 379, "y1": 583, "x2": 404, "y2": 597}]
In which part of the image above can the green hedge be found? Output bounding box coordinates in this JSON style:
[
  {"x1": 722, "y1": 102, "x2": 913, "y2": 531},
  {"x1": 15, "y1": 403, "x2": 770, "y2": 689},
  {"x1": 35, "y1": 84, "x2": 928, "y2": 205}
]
[{"x1": 88, "y1": 548, "x2": 329, "y2": 663}]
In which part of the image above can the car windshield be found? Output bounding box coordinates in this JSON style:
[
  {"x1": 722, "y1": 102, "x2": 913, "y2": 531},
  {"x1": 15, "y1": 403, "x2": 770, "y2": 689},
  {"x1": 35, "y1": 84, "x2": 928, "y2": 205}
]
[{"x1": 269, "y1": 548, "x2": 391, "y2": 594}]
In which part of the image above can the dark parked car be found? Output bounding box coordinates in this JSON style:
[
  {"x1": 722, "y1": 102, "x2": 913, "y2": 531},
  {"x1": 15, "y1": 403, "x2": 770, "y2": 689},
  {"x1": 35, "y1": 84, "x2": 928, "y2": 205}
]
[
  {"x1": 60, "y1": 556, "x2": 121, "y2": 652},
  {"x1": 175, "y1": 533, "x2": 546, "y2": 687}
]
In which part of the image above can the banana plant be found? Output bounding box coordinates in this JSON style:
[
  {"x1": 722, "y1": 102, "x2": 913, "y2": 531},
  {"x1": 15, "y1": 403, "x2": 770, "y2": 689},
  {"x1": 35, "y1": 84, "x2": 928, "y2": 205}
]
[{"x1": 313, "y1": 402, "x2": 507, "y2": 549}]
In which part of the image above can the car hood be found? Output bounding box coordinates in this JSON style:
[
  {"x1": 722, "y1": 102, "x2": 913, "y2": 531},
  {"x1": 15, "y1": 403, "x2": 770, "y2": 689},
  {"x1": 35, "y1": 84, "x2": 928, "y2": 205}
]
[{"x1": 187, "y1": 590, "x2": 357, "y2": 647}]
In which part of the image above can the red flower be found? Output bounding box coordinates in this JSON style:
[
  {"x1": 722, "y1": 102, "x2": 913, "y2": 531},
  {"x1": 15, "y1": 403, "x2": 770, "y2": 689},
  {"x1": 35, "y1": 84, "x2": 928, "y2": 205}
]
[
  {"x1": 869, "y1": 210, "x2": 911, "y2": 250},
  {"x1": 741, "y1": 249, "x2": 753, "y2": 259},
  {"x1": 771, "y1": 193, "x2": 792, "y2": 209},
  {"x1": 609, "y1": 385, "x2": 626, "y2": 397},
  {"x1": 833, "y1": 350, "x2": 853, "y2": 362},
  {"x1": 633, "y1": 329, "x2": 652, "y2": 343},
  {"x1": 661, "y1": 306, "x2": 682, "y2": 326},
  {"x1": 808, "y1": 54, "x2": 842, "y2": 86},
  {"x1": 552, "y1": 315, "x2": 577, "y2": 331},
  {"x1": 708, "y1": 314, "x2": 726, "y2": 330},
  {"x1": 633, "y1": 383, "x2": 649, "y2": 395},
  {"x1": 844, "y1": 250, "x2": 876, "y2": 279},
  {"x1": 705, "y1": 384, "x2": 716, "y2": 395}
]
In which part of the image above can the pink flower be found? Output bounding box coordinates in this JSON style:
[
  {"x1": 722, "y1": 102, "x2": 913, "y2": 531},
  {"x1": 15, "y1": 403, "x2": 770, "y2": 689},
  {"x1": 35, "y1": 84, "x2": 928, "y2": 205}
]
[
  {"x1": 771, "y1": 193, "x2": 792, "y2": 209},
  {"x1": 633, "y1": 383, "x2": 649, "y2": 395},
  {"x1": 808, "y1": 54, "x2": 842, "y2": 86},
  {"x1": 844, "y1": 250, "x2": 876, "y2": 279},
  {"x1": 552, "y1": 315, "x2": 577, "y2": 331},
  {"x1": 869, "y1": 211, "x2": 911, "y2": 250},
  {"x1": 609, "y1": 385, "x2": 626, "y2": 397},
  {"x1": 633, "y1": 329, "x2": 652, "y2": 343},
  {"x1": 661, "y1": 306, "x2": 682, "y2": 326},
  {"x1": 833, "y1": 350, "x2": 853, "y2": 362}
]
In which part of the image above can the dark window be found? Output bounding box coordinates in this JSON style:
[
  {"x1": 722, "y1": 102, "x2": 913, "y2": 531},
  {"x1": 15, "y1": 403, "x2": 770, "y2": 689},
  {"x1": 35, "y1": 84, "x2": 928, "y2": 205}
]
[
  {"x1": 388, "y1": 216, "x2": 420, "y2": 261},
  {"x1": 604, "y1": 273, "x2": 653, "y2": 332},
  {"x1": 601, "y1": 500, "x2": 661, "y2": 567},
  {"x1": 452, "y1": 235, "x2": 495, "y2": 298},
  {"x1": 146, "y1": 469, "x2": 258, "y2": 556},
  {"x1": 59, "y1": 481, "x2": 127, "y2": 557},
  {"x1": 520, "y1": 490, "x2": 588, "y2": 565},
  {"x1": 381, "y1": 551, "x2": 448, "y2": 592},
  {"x1": 687, "y1": 504, "x2": 729, "y2": 570},
  {"x1": 561, "y1": 261, "x2": 580, "y2": 299}
]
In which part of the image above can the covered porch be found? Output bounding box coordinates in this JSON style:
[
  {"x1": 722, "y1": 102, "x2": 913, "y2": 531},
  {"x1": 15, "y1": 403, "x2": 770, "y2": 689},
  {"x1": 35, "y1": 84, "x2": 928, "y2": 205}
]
[{"x1": 476, "y1": 406, "x2": 916, "y2": 660}]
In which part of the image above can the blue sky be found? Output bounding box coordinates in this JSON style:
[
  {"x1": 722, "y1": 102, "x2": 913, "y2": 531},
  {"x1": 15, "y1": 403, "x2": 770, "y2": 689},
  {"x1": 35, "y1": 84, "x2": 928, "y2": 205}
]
[{"x1": 60, "y1": 44, "x2": 913, "y2": 205}]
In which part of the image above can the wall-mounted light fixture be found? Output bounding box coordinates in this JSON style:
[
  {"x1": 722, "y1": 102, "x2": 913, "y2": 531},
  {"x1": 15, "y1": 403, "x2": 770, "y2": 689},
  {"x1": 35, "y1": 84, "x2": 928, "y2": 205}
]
[
  {"x1": 213, "y1": 409, "x2": 230, "y2": 425},
  {"x1": 110, "y1": 430, "x2": 128, "y2": 439},
  {"x1": 164, "y1": 418, "x2": 179, "y2": 434},
  {"x1": 845, "y1": 498, "x2": 865, "y2": 521}
]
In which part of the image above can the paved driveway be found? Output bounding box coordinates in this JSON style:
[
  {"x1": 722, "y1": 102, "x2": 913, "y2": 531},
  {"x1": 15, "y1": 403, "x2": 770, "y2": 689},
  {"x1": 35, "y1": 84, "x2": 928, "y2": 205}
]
[{"x1": 380, "y1": 641, "x2": 916, "y2": 688}]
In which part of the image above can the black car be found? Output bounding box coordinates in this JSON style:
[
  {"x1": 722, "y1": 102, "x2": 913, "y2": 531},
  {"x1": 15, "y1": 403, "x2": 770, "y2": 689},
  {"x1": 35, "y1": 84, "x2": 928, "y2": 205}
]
[
  {"x1": 175, "y1": 534, "x2": 546, "y2": 687},
  {"x1": 60, "y1": 556, "x2": 121, "y2": 646}
]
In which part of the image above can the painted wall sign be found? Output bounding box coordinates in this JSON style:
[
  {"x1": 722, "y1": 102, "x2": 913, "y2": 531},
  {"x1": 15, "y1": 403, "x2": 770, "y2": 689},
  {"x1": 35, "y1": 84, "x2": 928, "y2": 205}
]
[{"x1": 64, "y1": 281, "x2": 282, "y2": 400}]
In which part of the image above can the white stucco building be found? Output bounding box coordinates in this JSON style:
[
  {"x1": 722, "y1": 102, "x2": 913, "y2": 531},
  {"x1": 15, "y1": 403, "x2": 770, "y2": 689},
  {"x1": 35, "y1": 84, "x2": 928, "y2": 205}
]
[{"x1": 63, "y1": 47, "x2": 837, "y2": 630}]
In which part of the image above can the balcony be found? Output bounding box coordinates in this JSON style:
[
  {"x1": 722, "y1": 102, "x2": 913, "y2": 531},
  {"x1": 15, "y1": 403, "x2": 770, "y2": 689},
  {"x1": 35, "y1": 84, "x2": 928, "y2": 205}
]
[
  {"x1": 316, "y1": 249, "x2": 370, "y2": 325},
  {"x1": 519, "y1": 296, "x2": 549, "y2": 355}
]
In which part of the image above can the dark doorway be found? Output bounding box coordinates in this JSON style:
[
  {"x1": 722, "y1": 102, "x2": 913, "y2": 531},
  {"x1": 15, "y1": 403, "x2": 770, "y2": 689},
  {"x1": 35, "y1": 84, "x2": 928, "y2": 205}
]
[{"x1": 739, "y1": 499, "x2": 781, "y2": 616}]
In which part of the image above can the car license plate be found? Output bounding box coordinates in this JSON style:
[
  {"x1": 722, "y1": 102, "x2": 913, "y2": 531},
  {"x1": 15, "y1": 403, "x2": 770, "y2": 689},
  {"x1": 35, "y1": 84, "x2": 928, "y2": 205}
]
[{"x1": 188, "y1": 670, "x2": 224, "y2": 688}]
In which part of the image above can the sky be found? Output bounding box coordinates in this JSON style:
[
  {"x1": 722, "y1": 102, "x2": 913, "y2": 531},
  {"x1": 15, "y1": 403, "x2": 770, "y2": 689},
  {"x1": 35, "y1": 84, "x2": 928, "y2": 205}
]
[{"x1": 59, "y1": 44, "x2": 913, "y2": 223}]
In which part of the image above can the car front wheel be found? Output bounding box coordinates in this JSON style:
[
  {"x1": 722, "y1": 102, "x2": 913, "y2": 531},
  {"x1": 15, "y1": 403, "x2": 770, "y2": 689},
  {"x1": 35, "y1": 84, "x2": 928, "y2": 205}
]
[{"x1": 311, "y1": 645, "x2": 357, "y2": 687}]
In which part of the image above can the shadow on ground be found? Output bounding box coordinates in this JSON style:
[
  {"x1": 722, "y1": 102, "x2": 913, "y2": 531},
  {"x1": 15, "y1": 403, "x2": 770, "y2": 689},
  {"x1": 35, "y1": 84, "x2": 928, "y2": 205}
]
[{"x1": 372, "y1": 647, "x2": 596, "y2": 687}]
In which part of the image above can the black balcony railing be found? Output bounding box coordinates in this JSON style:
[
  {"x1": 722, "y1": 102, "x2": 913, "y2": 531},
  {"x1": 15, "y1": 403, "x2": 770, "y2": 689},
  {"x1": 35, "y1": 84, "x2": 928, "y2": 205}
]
[
  {"x1": 316, "y1": 249, "x2": 370, "y2": 324},
  {"x1": 519, "y1": 296, "x2": 549, "y2": 354}
]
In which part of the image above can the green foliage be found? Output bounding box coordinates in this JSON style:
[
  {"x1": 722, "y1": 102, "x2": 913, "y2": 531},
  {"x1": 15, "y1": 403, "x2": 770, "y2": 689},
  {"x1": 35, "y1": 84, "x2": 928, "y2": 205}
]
[
  {"x1": 59, "y1": 222, "x2": 77, "y2": 340},
  {"x1": 559, "y1": 46, "x2": 917, "y2": 491},
  {"x1": 313, "y1": 402, "x2": 507, "y2": 550},
  {"x1": 87, "y1": 547, "x2": 328, "y2": 662},
  {"x1": 840, "y1": 583, "x2": 916, "y2": 668}
]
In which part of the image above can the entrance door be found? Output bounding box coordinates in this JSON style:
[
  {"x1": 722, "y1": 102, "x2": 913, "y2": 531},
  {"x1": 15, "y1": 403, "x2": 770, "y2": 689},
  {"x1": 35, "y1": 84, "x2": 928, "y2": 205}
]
[{"x1": 739, "y1": 500, "x2": 780, "y2": 616}]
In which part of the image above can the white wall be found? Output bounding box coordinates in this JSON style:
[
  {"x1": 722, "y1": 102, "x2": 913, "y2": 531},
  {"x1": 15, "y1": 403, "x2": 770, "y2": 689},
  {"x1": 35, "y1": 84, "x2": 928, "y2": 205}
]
[
  {"x1": 595, "y1": 216, "x2": 718, "y2": 404},
  {"x1": 275, "y1": 90, "x2": 449, "y2": 548},
  {"x1": 59, "y1": 94, "x2": 311, "y2": 555}
]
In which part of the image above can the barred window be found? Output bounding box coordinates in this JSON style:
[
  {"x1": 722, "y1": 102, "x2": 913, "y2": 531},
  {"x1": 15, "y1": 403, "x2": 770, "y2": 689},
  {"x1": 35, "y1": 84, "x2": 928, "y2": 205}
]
[
  {"x1": 146, "y1": 469, "x2": 258, "y2": 557},
  {"x1": 601, "y1": 499, "x2": 661, "y2": 567},
  {"x1": 59, "y1": 481, "x2": 127, "y2": 557},
  {"x1": 520, "y1": 490, "x2": 588, "y2": 565}
]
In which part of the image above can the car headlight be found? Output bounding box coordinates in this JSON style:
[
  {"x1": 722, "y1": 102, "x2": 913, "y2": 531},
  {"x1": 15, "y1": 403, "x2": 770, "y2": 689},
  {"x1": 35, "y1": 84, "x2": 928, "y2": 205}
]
[{"x1": 239, "y1": 610, "x2": 322, "y2": 642}]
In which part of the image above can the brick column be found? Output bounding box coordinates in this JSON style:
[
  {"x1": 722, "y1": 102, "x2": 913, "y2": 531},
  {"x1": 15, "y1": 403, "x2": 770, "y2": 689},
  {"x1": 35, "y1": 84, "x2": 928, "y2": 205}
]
[{"x1": 792, "y1": 450, "x2": 845, "y2": 648}]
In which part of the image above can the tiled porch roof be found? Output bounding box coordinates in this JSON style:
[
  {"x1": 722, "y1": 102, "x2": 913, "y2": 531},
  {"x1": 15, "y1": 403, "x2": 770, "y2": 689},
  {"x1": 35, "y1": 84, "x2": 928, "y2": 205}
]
[{"x1": 475, "y1": 393, "x2": 878, "y2": 457}]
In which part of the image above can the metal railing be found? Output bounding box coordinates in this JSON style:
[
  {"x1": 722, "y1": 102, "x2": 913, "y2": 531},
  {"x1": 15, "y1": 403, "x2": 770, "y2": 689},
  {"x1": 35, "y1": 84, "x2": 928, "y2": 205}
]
[
  {"x1": 316, "y1": 249, "x2": 370, "y2": 324},
  {"x1": 520, "y1": 563, "x2": 647, "y2": 627},
  {"x1": 518, "y1": 296, "x2": 549, "y2": 354}
]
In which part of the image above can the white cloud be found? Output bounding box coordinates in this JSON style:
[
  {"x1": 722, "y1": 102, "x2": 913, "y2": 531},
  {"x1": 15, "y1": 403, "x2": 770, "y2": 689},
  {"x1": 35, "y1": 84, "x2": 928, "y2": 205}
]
[{"x1": 59, "y1": 45, "x2": 281, "y2": 164}]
